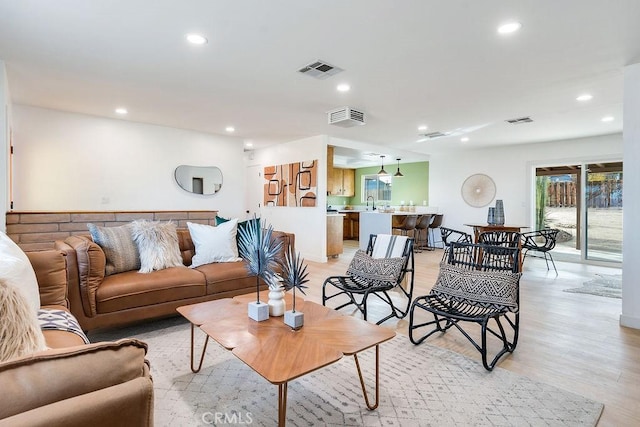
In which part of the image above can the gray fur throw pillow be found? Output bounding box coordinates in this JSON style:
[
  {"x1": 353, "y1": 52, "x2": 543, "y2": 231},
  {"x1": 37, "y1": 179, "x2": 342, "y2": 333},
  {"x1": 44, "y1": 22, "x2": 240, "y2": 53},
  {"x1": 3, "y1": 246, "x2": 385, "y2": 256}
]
[{"x1": 130, "y1": 220, "x2": 184, "y2": 273}]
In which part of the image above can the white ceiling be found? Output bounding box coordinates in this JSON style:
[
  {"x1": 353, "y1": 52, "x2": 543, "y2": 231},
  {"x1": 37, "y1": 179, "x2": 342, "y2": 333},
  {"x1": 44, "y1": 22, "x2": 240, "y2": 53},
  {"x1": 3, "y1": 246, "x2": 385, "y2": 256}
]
[{"x1": 1, "y1": 0, "x2": 639, "y2": 166}]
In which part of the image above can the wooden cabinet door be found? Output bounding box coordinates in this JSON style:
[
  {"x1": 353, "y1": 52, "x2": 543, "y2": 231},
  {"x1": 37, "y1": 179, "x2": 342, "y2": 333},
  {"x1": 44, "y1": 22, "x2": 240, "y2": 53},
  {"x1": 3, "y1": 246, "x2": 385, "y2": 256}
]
[
  {"x1": 343, "y1": 215, "x2": 351, "y2": 239},
  {"x1": 331, "y1": 168, "x2": 344, "y2": 195},
  {"x1": 342, "y1": 169, "x2": 355, "y2": 197}
]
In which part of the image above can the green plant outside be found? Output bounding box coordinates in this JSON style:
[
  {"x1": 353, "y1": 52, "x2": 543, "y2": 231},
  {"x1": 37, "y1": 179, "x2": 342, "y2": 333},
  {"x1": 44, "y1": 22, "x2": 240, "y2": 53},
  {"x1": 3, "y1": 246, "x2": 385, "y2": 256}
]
[{"x1": 535, "y1": 176, "x2": 549, "y2": 230}]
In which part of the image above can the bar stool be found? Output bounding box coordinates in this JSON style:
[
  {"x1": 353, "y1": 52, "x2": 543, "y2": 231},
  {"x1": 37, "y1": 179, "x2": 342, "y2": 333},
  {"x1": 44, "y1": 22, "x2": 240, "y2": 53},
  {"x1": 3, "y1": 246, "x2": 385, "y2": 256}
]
[
  {"x1": 427, "y1": 214, "x2": 444, "y2": 249},
  {"x1": 414, "y1": 214, "x2": 433, "y2": 251},
  {"x1": 392, "y1": 215, "x2": 418, "y2": 238}
]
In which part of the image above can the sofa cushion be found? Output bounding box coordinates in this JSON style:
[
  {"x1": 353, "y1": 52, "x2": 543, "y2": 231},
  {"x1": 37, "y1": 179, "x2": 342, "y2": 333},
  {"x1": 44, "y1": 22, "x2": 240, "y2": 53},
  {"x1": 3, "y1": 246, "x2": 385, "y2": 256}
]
[
  {"x1": 187, "y1": 220, "x2": 242, "y2": 267},
  {"x1": 26, "y1": 250, "x2": 68, "y2": 308},
  {"x1": 96, "y1": 267, "x2": 206, "y2": 313},
  {"x1": 87, "y1": 223, "x2": 140, "y2": 275},
  {"x1": 196, "y1": 261, "x2": 258, "y2": 294},
  {"x1": 131, "y1": 220, "x2": 184, "y2": 273}
]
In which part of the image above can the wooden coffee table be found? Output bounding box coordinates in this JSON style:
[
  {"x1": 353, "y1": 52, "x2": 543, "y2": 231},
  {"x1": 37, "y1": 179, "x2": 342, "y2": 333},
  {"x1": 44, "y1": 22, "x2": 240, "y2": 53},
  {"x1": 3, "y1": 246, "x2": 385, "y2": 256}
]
[{"x1": 177, "y1": 293, "x2": 396, "y2": 426}]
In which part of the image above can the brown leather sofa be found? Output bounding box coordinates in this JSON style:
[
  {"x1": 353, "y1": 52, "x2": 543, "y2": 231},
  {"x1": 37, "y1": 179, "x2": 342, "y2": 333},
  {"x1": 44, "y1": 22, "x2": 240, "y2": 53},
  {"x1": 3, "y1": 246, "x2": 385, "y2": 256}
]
[
  {"x1": 56, "y1": 228, "x2": 295, "y2": 332},
  {"x1": 0, "y1": 250, "x2": 153, "y2": 427}
]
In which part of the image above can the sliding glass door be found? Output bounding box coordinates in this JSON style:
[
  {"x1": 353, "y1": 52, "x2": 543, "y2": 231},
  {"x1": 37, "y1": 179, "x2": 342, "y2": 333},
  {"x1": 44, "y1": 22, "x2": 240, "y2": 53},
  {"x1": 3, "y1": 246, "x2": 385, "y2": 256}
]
[
  {"x1": 585, "y1": 163, "x2": 623, "y2": 262},
  {"x1": 534, "y1": 161, "x2": 622, "y2": 264}
]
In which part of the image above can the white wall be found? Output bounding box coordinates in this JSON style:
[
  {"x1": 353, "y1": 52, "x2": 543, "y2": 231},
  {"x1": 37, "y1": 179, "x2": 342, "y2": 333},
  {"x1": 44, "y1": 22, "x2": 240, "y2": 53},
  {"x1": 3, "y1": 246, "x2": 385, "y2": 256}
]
[
  {"x1": 247, "y1": 135, "x2": 329, "y2": 263},
  {"x1": 12, "y1": 105, "x2": 246, "y2": 217},
  {"x1": 0, "y1": 61, "x2": 10, "y2": 232},
  {"x1": 428, "y1": 134, "x2": 623, "y2": 232},
  {"x1": 621, "y1": 63, "x2": 640, "y2": 329}
]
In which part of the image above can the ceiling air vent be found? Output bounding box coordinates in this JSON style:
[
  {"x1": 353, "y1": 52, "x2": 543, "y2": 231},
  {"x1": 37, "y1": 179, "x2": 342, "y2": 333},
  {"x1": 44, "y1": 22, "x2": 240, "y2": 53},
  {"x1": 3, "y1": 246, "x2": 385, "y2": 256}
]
[
  {"x1": 298, "y1": 60, "x2": 344, "y2": 79},
  {"x1": 420, "y1": 131, "x2": 448, "y2": 139},
  {"x1": 328, "y1": 107, "x2": 366, "y2": 127},
  {"x1": 505, "y1": 116, "x2": 533, "y2": 124}
]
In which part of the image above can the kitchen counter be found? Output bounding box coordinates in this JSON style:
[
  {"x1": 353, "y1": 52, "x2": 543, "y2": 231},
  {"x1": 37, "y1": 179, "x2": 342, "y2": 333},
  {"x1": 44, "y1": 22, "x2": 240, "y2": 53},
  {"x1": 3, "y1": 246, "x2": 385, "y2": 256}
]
[{"x1": 358, "y1": 211, "x2": 436, "y2": 249}]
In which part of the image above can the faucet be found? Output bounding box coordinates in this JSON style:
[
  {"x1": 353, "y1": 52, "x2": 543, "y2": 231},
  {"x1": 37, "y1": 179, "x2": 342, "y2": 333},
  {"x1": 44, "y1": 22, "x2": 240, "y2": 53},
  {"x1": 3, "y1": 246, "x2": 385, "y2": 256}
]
[{"x1": 366, "y1": 196, "x2": 376, "y2": 211}]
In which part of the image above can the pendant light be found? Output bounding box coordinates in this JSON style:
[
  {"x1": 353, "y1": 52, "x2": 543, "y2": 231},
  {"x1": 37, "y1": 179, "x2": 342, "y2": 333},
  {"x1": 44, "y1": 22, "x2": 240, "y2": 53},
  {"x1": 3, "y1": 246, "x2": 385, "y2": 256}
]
[
  {"x1": 394, "y1": 158, "x2": 404, "y2": 177},
  {"x1": 378, "y1": 155, "x2": 388, "y2": 175}
]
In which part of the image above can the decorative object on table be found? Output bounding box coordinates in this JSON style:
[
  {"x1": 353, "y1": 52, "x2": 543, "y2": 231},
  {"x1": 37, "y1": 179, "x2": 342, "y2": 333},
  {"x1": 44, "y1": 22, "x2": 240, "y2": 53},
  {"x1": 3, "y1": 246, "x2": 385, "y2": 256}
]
[
  {"x1": 461, "y1": 173, "x2": 496, "y2": 207},
  {"x1": 237, "y1": 216, "x2": 283, "y2": 322},
  {"x1": 281, "y1": 249, "x2": 309, "y2": 330},
  {"x1": 494, "y1": 199, "x2": 505, "y2": 225},
  {"x1": 487, "y1": 207, "x2": 496, "y2": 225},
  {"x1": 267, "y1": 273, "x2": 286, "y2": 317}
]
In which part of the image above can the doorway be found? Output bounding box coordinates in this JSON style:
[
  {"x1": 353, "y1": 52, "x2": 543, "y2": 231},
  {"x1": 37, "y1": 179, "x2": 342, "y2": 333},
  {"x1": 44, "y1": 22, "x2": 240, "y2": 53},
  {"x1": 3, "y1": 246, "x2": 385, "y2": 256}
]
[{"x1": 534, "y1": 161, "x2": 622, "y2": 264}]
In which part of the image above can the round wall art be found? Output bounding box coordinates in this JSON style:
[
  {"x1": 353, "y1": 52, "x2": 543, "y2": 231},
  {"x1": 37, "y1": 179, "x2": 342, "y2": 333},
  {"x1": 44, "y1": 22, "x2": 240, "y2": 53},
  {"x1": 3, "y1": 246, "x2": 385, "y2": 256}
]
[{"x1": 461, "y1": 173, "x2": 496, "y2": 207}]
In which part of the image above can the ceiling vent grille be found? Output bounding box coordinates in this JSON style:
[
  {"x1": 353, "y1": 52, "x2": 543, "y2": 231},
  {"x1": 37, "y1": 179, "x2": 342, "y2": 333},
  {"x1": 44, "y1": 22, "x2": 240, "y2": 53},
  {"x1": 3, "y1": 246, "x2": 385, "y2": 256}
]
[
  {"x1": 328, "y1": 107, "x2": 366, "y2": 127},
  {"x1": 419, "y1": 131, "x2": 448, "y2": 139},
  {"x1": 298, "y1": 60, "x2": 344, "y2": 79},
  {"x1": 505, "y1": 116, "x2": 533, "y2": 124}
]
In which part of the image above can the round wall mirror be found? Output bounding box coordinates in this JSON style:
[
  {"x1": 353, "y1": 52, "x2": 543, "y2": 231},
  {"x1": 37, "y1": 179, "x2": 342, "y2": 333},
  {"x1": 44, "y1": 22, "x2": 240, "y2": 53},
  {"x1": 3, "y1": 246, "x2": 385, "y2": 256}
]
[{"x1": 174, "y1": 165, "x2": 223, "y2": 195}]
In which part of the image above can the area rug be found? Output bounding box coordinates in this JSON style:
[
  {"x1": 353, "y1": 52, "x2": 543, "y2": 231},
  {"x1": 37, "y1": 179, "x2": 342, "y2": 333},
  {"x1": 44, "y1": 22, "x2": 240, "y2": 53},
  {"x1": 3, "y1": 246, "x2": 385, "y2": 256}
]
[
  {"x1": 90, "y1": 317, "x2": 603, "y2": 426},
  {"x1": 564, "y1": 273, "x2": 622, "y2": 299}
]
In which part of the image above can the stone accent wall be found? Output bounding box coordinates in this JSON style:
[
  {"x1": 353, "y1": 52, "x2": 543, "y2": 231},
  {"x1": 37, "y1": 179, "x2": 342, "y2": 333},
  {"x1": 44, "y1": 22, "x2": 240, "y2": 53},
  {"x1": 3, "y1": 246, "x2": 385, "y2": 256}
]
[{"x1": 6, "y1": 210, "x2": 218, "y2": 251}]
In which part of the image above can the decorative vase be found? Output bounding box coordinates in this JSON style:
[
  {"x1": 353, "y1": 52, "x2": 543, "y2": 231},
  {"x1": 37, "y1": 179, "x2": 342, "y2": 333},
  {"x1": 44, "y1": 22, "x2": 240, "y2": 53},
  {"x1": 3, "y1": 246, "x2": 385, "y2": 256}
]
[
  {"x1": 487, "y1": 207, "x2": 495, "y2": 225},
  {"x1": 268, "y1": 289, "x2": 286, "y2": 317},
  {"x1": 495, "y1": 199, "x2": 505, "y2": 225}
]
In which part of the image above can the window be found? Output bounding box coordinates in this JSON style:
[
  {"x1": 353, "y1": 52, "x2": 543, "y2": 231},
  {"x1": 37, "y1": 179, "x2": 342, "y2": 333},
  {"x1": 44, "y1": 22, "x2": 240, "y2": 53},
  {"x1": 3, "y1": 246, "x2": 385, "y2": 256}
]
[{"x1": 362, "y1": 174, "x2": 392, "y2": 203}]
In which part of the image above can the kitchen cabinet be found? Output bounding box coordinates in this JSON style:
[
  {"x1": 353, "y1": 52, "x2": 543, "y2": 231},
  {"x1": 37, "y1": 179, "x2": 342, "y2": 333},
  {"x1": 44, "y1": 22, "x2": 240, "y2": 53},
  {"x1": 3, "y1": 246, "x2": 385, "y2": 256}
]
[
  {"x1": 331, "y1": 168, "x2": 355, "y2": 196},
  {"x1": 327, "y1": 214, "x2": 344, "y2": 257},
  {"x1": 343, "y1": 212, "x2": 360, "y2": 240}
]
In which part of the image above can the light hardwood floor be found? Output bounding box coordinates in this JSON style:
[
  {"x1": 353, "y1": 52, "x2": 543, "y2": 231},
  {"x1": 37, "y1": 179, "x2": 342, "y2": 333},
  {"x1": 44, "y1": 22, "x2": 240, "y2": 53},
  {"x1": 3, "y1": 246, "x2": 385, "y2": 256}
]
[{"x1": 305, "y1": 240, "x2": 639, "y2": 426}]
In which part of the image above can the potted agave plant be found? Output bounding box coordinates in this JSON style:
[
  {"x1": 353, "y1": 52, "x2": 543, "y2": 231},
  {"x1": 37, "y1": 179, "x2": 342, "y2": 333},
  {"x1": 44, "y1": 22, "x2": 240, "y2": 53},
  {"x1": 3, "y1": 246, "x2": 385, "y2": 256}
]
[
  {"x1": 237, "y1": 216, "x2": 283, "y2": 322},
  {"x1": 281, "y1": 248, "x2": 309, "y2": 330}
]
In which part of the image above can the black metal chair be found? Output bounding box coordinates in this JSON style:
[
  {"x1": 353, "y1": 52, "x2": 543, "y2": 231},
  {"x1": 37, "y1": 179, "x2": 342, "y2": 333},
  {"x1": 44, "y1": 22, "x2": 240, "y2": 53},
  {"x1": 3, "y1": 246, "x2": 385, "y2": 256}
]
[
  {"x1": 408, "y1": 242, "x2": 521, "y2": 371},
  {"x1": 427, "y1": 214, "x2": 444, "y2": 249},
  {"x1": 478, "y1": 230, "x2": 520, "y2": 248},
  {"x1": 521, "y1": 228, "x2": 560, "y2": 274},
  {"x1": 322, "y1": 234, "x2": 414, "y2": 325},
  {"x1": 440, "y1": 226, "x2": 473, "y2": 261}
]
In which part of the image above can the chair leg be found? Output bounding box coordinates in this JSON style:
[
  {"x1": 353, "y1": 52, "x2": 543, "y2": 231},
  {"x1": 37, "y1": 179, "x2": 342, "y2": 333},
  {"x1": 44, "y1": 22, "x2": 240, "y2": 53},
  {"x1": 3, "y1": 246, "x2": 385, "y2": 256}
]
[{"x1": 545, "y1": 252, "x2": 558, "y2": 275}]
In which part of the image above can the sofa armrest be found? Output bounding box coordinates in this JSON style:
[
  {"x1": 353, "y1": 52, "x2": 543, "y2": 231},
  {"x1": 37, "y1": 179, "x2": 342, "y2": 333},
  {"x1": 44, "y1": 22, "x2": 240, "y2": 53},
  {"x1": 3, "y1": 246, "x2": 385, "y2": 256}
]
[
  {"x1": 57, "y1": 235, "x2": 106, "y2": 317},
  {"x1": 25, "y1": 250, "x2": 68, "y2": 308},
  {"x1": 1, "y1": 376, "x2": 154, "y2": 427},
  {"x1": 0, "y1": 339, "x2": 150, "y2": 422}
]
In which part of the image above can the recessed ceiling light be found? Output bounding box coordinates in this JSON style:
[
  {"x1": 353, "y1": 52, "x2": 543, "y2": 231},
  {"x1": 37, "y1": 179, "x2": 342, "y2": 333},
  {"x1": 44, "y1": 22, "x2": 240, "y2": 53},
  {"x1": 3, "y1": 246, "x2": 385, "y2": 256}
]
[
  {"x1": 186, "y1": 33, "x2": 208, "y2": 45},
  {"x1": 576, "y1": 94, "x2": 593, "y2": 102},
  {"x1": 336, "y1": 83, "x2": 350, "y2": 92},
  {"x1": 418, "y1": 125, "x2": 428, "y2": 131},
  {"x1": 461, "y1": 137, "x2": 469, "y2": 142},
  {"x1": 497, "y1": 21, "x2": 522, "y2": 34},
  {"x1": 225, "y1": 126, "x2": 235, "y2": 133},
  {"x1": 245, "y1": 142, "x2": 253, "y2": 148},
  {"x1": 115, "y1": 108, "x2": 128, "y2": 115},
  {"x1": 601, "y1": 116, "x2": 614, "y2": 122}
]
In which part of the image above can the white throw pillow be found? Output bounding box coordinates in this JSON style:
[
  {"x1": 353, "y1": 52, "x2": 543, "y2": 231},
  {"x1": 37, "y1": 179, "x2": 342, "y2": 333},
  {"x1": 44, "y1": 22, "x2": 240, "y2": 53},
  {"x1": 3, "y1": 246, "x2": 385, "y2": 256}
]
[
  {"x1": 0, "y1": 231, "x2": 40, "y2": 313},
  {"x1": 188, "y1": 220, "x2": 242, "y2": 267}
]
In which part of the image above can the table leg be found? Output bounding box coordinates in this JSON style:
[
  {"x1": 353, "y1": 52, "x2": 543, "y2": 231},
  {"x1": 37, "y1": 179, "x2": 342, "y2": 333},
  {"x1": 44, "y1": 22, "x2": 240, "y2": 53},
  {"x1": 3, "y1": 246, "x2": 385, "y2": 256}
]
[
  {"x1": 278, "y1": 382, "x2": 288, "y2": 426},
  {"x1": 189, "y1": 323, "x2": 209, "y2": 373},
  {"x1": 353, "y1": 344, "x2": 380, "y2": 410}
]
